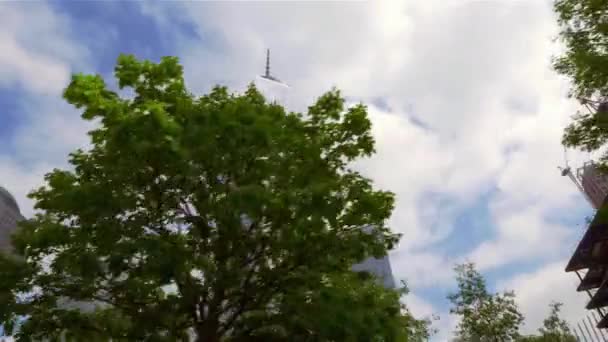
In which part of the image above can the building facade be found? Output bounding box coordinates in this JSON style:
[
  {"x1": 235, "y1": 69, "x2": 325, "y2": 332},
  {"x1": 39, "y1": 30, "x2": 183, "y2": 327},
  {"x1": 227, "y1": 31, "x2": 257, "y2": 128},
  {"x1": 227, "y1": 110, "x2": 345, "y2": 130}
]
[
  {"x1": 565, "y1": 202, "x2": 608, "y2": 331},
  {"x1": 0, "y1": 186, "x2": 23, "y2": 253},
  {"x1": 352, "y1": 255, "x2": 396, "y2": 289},
  {"x1": 0, "y1": 186, "x2": 23, "y2": 339},
  {"x1": 578, "y1": 161, "x2": 608, "y2": 209}
]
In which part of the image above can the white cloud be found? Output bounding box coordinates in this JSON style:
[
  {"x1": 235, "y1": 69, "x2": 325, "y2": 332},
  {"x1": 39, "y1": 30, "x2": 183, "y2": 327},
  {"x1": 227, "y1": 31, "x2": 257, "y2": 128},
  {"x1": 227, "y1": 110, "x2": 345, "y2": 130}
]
[
  {"x1": 0, "y1": 3, "x2": 91, "y2": 217},
  {"x1": 0, "y1": 32, "x2": 69, "y2": 95},
  {"x1": 11, "y1": 97, "x2": 93, "y2": 166},
  {"x1": 499, "y1": 261, "x2": 590, "y2": 336},
  {"x1": 405, "y1": 293, "x2": 436, "y2": 318},
  {"x1": 0, "y1": 157, "x2": 51, "y2": 218},
  {"x1": 355, "y1": 106, "x2": 456, "y2": 249},
  {"x1": 0, "y1": 3, "x2": 88, "y2": 95},
  {"x1": 403, "y1": 294, "x2": 457, "y2": 342},
  {"x1": 468, "y1": 204, "x2": 575, "y2": 271},
  {"x1": 392, "y1": 250, "x2": 457, "y2": 289}
]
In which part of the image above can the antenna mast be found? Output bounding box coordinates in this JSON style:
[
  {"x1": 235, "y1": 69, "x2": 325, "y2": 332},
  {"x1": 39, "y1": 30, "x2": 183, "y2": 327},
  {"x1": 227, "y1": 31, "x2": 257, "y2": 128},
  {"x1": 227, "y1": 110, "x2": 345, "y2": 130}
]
[{"x1": 265, "y1": 49, "x2": 270, "y2": 78}]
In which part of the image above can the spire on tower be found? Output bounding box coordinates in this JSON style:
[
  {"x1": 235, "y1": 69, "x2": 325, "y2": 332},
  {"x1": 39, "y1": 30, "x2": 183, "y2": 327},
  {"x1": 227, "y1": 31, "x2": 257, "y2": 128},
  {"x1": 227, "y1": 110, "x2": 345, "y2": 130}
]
[
  {"x1": 258, "y1": 48, "x2": 287, "y2": 87},
  {"x1": 265, "y1": 49, "x2": 270, "y2": 78}
]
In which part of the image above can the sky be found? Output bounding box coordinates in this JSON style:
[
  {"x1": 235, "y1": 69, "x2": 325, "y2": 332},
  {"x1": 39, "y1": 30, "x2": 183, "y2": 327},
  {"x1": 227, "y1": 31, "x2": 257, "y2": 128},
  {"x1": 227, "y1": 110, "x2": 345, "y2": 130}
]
[{"x1": 0, "y1": 1, "x2": 599, "y2": 340}]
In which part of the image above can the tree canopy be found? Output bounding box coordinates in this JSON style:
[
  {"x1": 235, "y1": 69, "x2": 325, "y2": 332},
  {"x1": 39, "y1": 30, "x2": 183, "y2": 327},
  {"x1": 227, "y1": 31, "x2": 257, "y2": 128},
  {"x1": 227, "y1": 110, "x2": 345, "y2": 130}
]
[
  {"x1": 448, "y1": 264, "x2": 580, "y2": 342},
  {"x1": 554, "y1": 0, "x2": 608, "y2": 100},
  {"x1": 554, "y1": 0, "x2": 608, "y2": 165},
  {"x1": 448, "y1": 263, "x2": 524, "y2": 341},
  {"x1": 518, "y1": 302, "x2": 577, "y2": 342},
  {"x1": 0, "y1": 54, "x2": 429, "y2": 341}
]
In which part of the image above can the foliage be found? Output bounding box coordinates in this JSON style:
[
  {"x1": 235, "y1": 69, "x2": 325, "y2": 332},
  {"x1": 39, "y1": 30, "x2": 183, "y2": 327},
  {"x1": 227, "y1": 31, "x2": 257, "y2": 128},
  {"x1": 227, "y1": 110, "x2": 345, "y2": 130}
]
[
  {"x1": 0, "y1": 54, "x2": 428, "y2": 341},
  {"x1": 538, "y1": 302, "x2": 577, "y2": 341},
  {"x1": 518, "y1": 302, "x2": 577, "y2": 342},
  {"x1": 448, "y1": 263, "x2": 524, "y2": 341},
  {"x1": 554, "y1": 0, "x2": 608, "y2": 100},
  {"x1": 233, "y1": 275, "x2": 432, "y2": 342},
  {"x1": 554, "y1": 0, "x2": 608, "y2": 167}
]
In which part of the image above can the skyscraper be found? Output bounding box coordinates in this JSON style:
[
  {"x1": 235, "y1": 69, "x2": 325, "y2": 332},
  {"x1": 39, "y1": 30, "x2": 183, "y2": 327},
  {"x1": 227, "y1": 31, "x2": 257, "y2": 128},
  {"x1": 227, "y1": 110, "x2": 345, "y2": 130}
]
[
  {"x1": 352, "y1": 255, "x2": 396, "y2": 289},
  {"x1": 0, "y1": 186, "x2": 23, "y2": 253},
  {"x1": 351, "y1": 225, "x2": 397, "y2": 289},
  {"x1": 0, "y1": 187, "x2": 23, "y2": 339},
  {"x1": 254, "y1": 51, "x2": 397, "y2": 289}
]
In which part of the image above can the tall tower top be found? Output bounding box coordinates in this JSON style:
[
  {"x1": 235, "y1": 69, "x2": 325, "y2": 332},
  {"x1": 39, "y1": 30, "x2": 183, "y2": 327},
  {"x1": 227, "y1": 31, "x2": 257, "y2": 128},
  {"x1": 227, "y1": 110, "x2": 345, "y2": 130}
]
[
  {"x1": 259, "y1": 49, "x2": 284, "y2": 85},
  {"x1": 0, "y1": 186, "x2": 19, "y2": 214}
]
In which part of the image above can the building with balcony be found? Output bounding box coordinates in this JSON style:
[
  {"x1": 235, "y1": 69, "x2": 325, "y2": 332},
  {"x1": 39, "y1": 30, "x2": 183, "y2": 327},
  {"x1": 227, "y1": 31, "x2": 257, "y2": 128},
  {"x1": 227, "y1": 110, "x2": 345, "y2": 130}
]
[
  {"x1": 578, "y1": 161, "x2": 608, "y2": 209},
  {"x1": 566, "y1": 197, "x2": 608, "y2": 330}
]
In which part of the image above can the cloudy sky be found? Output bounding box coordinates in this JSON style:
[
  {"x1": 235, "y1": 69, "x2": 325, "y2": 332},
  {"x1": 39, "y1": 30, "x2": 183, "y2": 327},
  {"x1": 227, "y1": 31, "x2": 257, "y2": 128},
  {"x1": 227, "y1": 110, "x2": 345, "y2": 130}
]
[{"x1": 0, "y1": 1, "x2": 599, "y2": 340}]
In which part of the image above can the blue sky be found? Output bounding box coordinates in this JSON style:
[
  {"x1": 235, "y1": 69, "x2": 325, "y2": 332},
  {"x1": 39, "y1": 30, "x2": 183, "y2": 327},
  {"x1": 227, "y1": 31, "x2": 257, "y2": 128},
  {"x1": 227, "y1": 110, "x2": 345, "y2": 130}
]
[{"x1": 0, "y1": 1, "x2": 597, "y2": 340}]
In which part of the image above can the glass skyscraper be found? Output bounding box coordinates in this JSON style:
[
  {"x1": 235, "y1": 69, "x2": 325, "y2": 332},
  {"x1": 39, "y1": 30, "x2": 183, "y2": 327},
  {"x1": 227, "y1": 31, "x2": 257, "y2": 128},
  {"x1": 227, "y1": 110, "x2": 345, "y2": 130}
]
[
  {"x1": 254, "y1": 67, "x2": 397, "y2": 290},
  {"x1": 0, "y1": 186, "x2": 23, "y2": 253},
  {"x1": 352, "y1": 254, "x2": 396, "y2": 289}
]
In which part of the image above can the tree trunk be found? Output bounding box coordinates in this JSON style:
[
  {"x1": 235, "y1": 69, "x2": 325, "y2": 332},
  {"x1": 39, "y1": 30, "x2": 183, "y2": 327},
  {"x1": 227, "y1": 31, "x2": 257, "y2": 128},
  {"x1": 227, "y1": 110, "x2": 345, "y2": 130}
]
[{"x1": 196, "y1": 319, "x2": 221, "y2": 342}]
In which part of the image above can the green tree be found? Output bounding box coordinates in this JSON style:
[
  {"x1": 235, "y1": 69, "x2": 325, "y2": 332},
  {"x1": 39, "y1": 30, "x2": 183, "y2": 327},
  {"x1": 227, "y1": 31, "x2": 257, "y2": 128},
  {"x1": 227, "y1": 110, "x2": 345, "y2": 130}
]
[
  {"x1": 0, "y1": 54, "x2": 428, "y2": 341},
  {"x1": 537, "y1": 302, "x2": 577, "y2": 342},
  {"x1": 554, "y1": 0, "x2": 608, "y2": 166},
  {"x1": 518, "y1": 302, "x2": 577, "y2": 342},
  {"x1": 448, "y1": 263, "x2": 524, "y2": 341}
]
